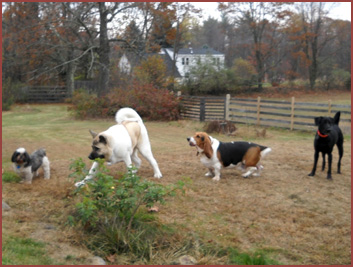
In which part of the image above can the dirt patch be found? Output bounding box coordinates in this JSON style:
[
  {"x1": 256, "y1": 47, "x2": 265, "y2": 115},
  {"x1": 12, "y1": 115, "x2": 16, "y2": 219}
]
[{"x1": 2, "y1": 104, "x2": 351, "y2": 264}]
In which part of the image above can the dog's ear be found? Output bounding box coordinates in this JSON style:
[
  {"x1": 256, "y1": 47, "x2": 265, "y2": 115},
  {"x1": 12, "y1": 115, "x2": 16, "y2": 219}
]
[
  {"x1": 11, "y1": 152, "x2": 18, "y2": 162},
  {"x1": 333, "y1": 111, "x2": 341, "y2": 125},
  {"x1": 202, "y1": 135, "x2": 213, "y2": 159},
  {"x1": 89, "y1": 129, "x2": 98, "y2": 138},
  {"x1": 314, "y1": 117, "x2": 322, "y2": 126},
  {"x1": 23, "y1": 152, "x2": 31, "y2": 167},
  {"x1": 99, "y1": 135, "x2": 107, "y2": 145}
]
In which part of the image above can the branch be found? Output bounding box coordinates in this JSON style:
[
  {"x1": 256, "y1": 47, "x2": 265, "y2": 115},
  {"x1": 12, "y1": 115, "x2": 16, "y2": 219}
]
[{"x1": 27, "y1": 46, "x2": 97, "y2": 81}]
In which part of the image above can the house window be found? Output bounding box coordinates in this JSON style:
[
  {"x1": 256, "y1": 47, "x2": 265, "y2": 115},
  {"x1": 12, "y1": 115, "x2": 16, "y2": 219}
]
[
  {"x1": 186, "y1": 58, "x2": 189, "y2": 65},
  {"x1": 182, "y1": 58, "x2": 185, "y2": 65}
]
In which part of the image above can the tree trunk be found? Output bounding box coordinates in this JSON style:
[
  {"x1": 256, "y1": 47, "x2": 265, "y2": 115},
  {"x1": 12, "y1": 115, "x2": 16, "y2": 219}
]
[
  {"x1": 66, "y1": 47, "x2": 76, "y2": 96},
  {"x1": 98, "y1": 3, "x2": 110, "y2": 97}
]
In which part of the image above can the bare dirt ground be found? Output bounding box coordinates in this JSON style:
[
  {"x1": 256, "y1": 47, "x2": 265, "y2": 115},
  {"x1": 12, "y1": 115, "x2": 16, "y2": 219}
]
[{"x1": 2, "y1": 98, "x2": 351, "y2": 264}]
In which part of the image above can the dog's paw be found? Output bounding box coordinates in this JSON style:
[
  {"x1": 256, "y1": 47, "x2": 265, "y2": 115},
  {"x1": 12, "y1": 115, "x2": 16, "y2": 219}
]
[
  {"x1": 308, "y1": 172, "x2": 315, "y2": 177},
  {"x1": 205, "y1": 172, "x2": 213, "y2": 177},
  {"x1": 20, "y1": 180, "x2": 32, "y2": 184},
  {"x1": 75, "y1": 181, "x2": 86, "y2": 188},
  {"x1": 212, "y1": 176, "x2": 220, "y2": 181},
  {"x1": 154, "y1": 173, "x2": 163, "y2": 179}
]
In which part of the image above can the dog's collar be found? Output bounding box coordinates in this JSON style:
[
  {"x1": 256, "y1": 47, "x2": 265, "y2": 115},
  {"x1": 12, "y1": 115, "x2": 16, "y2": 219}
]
[{"x1": 317, "y1": 130, "x2": 328, "y2": 138}]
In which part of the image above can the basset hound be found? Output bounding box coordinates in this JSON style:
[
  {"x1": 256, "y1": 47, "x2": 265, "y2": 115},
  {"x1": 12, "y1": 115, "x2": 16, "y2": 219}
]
[{"x1": 187, "y1": 132, "x2": 271, "y2": 181}]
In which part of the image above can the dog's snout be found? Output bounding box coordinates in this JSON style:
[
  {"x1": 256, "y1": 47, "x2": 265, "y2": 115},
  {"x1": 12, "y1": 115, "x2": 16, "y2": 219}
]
[{"x1": 187, "y1": 137, "x2": 190, "y2": 142}]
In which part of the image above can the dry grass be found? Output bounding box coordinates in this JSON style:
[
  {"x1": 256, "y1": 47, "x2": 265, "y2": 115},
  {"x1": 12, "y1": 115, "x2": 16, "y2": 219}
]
[{"x1": 2, "y1": 103, "x2": 351, "y2": 264}]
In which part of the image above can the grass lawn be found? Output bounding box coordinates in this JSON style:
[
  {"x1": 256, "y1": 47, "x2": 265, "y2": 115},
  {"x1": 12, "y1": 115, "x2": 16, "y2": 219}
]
[{"x1": 2, "y1": 103, "x2": 351, "y2": 265}]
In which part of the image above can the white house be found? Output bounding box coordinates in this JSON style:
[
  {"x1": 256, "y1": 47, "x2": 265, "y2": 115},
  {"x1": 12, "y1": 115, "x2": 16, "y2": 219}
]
[
  {"x1": 118, "y1": 45, "x2": 225, "y2": 83},
  {"x1": 118, "y1": 53, "x2": 132, "y2": 74},
  {"x1": 161, "y1": 46, "x2": 225, "y2": 82}
]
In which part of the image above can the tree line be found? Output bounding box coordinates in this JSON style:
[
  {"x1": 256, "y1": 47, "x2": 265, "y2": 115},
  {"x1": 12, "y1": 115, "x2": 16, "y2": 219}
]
[{"x1": 2, "y1": 2, "x2": 351, "y2": 98}]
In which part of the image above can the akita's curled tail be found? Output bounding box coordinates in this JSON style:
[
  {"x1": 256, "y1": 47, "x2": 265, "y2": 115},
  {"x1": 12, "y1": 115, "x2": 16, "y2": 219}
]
[{"x1": 115, "y1": 107, "x2": 143, "y2": 124}]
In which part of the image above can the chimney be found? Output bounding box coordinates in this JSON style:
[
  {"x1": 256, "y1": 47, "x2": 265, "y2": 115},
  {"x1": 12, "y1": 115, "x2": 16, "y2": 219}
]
[{"x1": 188, "y1": 42, "x2": 193, "y2": 54}]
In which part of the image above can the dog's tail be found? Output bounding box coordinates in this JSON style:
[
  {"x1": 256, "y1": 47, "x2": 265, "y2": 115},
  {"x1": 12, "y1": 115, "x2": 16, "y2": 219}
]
[
  {"x1": 260, "y1": 147, "x2": 272, "y2": 158},
  {"x1": 115, "y1": 107, "x2": 143, "y2": 124},
  {"x1": 32, "y1": 148, "x2": 46, "y2": 158},
  {"x1": 115, "y1": 107, "x2": 148, "y2": 138}
]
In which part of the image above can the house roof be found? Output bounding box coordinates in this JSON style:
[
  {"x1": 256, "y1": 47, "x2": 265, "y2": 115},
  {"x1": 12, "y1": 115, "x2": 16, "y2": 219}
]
[
  {"x1": 119, "y1": 50, "x2": 181, "y2": 78},
  {"x1": 177, "y1": 47, "x2": 224, "y2": 55},
  {"x1": 145, "y1": 52, "x2": 182, "y2": 78}
]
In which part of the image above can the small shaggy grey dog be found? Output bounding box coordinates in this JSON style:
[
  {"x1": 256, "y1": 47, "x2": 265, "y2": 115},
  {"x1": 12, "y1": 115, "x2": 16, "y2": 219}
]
[{"x1": 11, "y1": 147, "x2": 50, "y2": 184}]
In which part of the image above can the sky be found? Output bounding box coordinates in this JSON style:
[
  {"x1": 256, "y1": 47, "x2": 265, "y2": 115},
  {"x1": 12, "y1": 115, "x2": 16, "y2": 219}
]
[{"x1": 192, "y1": 2, "x2": 351, "y2": 21}]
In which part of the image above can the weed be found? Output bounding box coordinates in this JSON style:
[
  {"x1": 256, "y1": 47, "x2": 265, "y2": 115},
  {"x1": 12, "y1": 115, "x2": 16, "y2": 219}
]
[{"x1": 68, "y1": 158, "x2": 186, "y2": 260}]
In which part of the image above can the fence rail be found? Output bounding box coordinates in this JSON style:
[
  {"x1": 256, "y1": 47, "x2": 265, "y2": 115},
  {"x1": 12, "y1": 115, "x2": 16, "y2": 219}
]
[
  {"x1": 21, "y1": 86, "x2": 71, "y2": 103},
  {"x1": 180, "y1": 94, "x2": 351, "y2": 133}
]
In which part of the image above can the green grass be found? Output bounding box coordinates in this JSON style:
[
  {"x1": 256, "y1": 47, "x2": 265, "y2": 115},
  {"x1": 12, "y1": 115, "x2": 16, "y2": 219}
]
[
  {"x1": 2, "y1": 171, "x2": 21, "y2": 183},
  {"x1": 2, "y1": 104, "x2": 111, "y2": 143},
  {"x1": 2, "y1": 103, "x2": 349, "y2": 265},
  {"x1": 228, "y1": 248, "x2": 281, "y2": 265},
  {"x1": 2, "y1": 236, "x2": 58, "y2": 265}
]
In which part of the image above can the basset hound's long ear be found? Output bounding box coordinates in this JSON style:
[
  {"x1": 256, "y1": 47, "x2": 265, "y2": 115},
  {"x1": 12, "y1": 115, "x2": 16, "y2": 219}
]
[{"x1": 202, "y1": 134, "x2": 213, "y2": 159}]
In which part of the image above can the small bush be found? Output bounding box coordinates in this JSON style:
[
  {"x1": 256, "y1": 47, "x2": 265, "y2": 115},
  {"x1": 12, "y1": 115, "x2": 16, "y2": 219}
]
[
  {"x1": 2, "y1": 78, "x2": 25, "y2": 111},
  {"x1": 180, "y1": 58, "x2": 238, "y2": 95},
  {"x1": 68, "y1": 81, "x2": 181, "y2": 121},
  {"x1": 68, "y1": 158, "x2": 186, "y2": 259}
]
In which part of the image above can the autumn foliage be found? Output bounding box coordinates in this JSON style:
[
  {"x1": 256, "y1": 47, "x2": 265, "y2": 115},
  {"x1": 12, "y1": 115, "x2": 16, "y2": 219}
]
[{"x1": 69, "y1": 80, "x2": 181, "y2": 121}]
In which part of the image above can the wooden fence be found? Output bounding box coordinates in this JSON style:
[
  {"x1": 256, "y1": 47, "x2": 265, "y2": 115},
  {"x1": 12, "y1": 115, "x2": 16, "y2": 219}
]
[
  {"x1": 21, "y1": 86, "x2": 70, "y2": 103},
  {"x1": 180, "y1": 94, "x2": 351, "y2": 133}
]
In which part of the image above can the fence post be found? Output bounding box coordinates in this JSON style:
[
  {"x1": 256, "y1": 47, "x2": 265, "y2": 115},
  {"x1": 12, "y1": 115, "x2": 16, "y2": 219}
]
[
  {"x1": 328, "y1": 99, "x2": 332, "y2": 115},
  {"x1": 200, "y1": 98, "x2": 205, "y2": 122},
  {"x1": 290, "y1": 96, "x2": 295, "y2": 130},
  {"x1": 225, "y1": 94, "x2": 230, "y2": 120},
  {"x1": 256, "y1": 96, "x2": 261, "y2": 126}
]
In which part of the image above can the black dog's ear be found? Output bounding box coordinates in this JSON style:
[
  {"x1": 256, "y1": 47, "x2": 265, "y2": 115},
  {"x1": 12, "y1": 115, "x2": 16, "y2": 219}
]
[
  {"x1": 11, "y1": 152, "x2": 18, "y2": 162},
  {"x1": 99, "y1": 135, "x2": 107, "y2": 145},
  {"x1": 314, "y1": 117, "x2": 322, "y2": 126},
  {"x1": 333, "y1": 111, "x2": 341, "y2": 125}
]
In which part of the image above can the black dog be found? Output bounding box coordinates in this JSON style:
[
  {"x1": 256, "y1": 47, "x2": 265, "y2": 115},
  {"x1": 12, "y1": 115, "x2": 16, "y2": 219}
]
[{"x1": 308, "y1": 111, "x2": 343, "y2": 180}]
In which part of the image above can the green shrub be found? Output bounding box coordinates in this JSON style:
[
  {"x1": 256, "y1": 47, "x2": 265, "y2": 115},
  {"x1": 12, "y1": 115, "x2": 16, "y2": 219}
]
[
  {"x1": 232, "y1": 58, "x2": 258, "y2": 89},
  {"x1": 2, "y1": 78, "x2": 25, "y2": 111},
  {"x1": 181, "y1": 57, "x2": 238, "y2": 95},
  {"x1": 68, "y1": 158, "x2": 186, "y2": 259}
]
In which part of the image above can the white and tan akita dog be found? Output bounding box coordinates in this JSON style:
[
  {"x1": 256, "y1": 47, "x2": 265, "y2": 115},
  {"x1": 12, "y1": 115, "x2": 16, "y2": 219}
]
[{"x1": 75, "y1": 107, "x2": 162, "y2": 187}]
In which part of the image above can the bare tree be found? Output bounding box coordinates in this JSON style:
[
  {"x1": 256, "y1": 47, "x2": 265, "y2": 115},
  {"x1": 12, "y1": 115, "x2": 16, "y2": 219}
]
[
  {"x1": 219, "y1": 2, "x2": 291, "y2": 89},
  {"x1": 297, "y1": 2, "x2": 329, "y2": 89}
]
